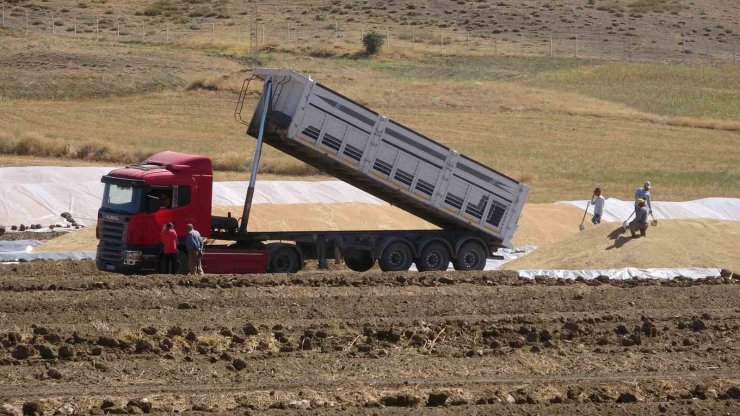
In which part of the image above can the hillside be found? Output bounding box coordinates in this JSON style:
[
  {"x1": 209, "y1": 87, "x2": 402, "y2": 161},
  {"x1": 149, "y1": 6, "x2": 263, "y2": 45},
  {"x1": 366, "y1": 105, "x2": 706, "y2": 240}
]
[{"x1": 0, "y1": 0, "x2": 737, "y2": 61}]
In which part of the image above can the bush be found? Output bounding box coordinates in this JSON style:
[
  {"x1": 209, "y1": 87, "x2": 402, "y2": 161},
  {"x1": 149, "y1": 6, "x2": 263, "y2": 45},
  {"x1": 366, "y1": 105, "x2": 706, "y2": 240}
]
[{"x1": 362, "y1": 31, "x2": 385, "y2": 55}]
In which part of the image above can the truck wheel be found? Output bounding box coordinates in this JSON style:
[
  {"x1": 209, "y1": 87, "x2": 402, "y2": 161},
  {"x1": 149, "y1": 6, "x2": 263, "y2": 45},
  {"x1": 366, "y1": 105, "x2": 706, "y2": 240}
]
[
  {"x1": 268, "y1": 246, "x2": 301, "y2": 274},
  {"x1": 453, "y1": 241, "x2": 487, "y2": 271},
  {"x1": 378, "y1": 241, "x2": 413, "y2": 272},
  {"x1": 344, "y1": 251, "x2": 374, "y2": 272},
  {"x1": 416, "y1": 242, "x2": 450, "y2": 272}
]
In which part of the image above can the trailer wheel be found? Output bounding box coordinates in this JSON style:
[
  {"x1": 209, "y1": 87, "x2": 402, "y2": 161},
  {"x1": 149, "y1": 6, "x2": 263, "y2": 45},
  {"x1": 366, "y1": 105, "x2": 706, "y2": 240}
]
[
  {"x1": 453, "y1": 241, "x2": 487, "y2": 271},
  {"x1": 378, "y1": 241, "x2": 413, "y2": 272},
  {"x1": 416, "y1": 242, "x2": 450, "y2": 272},
  {"x1": 268, "y1": 246, "x2": 301, "y2": 274},
  {"x1": 344, "y1": 251, "x2": 374, "y2": 272}
]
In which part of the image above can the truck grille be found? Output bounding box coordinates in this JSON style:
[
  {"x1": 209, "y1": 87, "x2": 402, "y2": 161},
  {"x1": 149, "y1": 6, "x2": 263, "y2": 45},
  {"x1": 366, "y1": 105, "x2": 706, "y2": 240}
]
[{"x1": 98, "y1": 218, "x2": 126, "y2": 262}]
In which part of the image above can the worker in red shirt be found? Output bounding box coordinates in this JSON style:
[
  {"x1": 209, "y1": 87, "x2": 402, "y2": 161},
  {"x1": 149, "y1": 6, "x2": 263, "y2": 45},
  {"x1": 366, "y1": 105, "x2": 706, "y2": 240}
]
[{"x1": 160, "y1": 222, "x2": 179, "y2": 274}]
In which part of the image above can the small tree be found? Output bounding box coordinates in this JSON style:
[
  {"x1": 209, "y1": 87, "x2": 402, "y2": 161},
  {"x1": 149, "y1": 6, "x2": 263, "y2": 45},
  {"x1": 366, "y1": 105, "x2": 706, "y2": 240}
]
[{"x1": 362, "y1": 31, "x2": 385, "y2": 55}]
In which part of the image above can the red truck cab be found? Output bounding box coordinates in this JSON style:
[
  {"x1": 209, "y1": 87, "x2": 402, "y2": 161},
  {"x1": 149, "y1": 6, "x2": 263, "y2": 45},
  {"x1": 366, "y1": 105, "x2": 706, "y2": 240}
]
[{"x1": 96, "y1": 151, "x2": 215, "y2": 272}]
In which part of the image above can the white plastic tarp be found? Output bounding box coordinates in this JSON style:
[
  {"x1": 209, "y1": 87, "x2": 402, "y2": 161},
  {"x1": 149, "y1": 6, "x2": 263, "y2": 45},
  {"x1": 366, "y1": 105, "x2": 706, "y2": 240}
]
[
  {"x1": 0, "y1": 167, "x2": 112, "y2": 227},
  {"x1": 559, "y1": 198, "x2": 740, "y2": 223},
  {"x1": 0, "y1": 167, "x2": 385, "y2": 228},
  {"x1": 517, "y1": 268, "x2": 722, "y2": 280},
  {"x1": 0, "y1": 239, "x2": 95, "y2": 262},
  {"x1": 3, "y1": 166, "x2": 739, "y2": 228}
]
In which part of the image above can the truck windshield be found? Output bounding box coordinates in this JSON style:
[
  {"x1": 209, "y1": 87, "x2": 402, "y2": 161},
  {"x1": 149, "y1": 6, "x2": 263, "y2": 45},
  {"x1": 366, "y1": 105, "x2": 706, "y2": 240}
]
[{"x1": 102, "y1": 183, "x2": 143, "y2": 214}]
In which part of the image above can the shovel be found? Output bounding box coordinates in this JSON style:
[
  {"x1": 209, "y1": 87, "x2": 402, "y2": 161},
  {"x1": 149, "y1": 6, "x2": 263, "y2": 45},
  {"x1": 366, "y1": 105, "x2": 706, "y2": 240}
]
[
  {"x1": 622, "y1": 211, "x2": 635, "y2": 232},
  {"x1": 578, "y1": 200, "x2": 591, "y2": 231},
  {"x1": 650, "y1": 212, "x2": 658, "y2": 226}
]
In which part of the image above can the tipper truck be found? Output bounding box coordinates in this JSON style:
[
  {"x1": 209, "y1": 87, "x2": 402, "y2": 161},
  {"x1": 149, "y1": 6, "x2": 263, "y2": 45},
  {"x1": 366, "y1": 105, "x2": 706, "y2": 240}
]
[{"x1": 96, "y1": 68, "x2": 529, "y2": 274}]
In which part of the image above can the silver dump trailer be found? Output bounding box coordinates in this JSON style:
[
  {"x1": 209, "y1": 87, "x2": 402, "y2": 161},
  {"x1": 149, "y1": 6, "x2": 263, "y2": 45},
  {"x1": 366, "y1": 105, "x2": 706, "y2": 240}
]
[{"x1": 238, "y1": 68, "x2": 528, "y2": 249}]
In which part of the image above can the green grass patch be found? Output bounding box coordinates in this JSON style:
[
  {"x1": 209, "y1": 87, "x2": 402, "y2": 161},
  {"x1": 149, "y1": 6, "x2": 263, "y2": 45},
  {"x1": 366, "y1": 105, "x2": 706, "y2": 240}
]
[
  {"x1": 529, "y1": 62, "x2": 740, "y2": 120},
  {"x1": 628, "y1": 0, "x2": 685, "y2": 13},
  {"x1": 337, "y1": 55, "x2": 593, "y2": 81}
]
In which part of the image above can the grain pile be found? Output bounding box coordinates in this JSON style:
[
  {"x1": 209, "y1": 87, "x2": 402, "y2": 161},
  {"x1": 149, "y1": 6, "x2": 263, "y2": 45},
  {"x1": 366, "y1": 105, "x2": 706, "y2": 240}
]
[
  {"x1": 33, "y1": 229, "x2": 95, "y2": 252},
  {"x1": 504, "y1": 219, "x2": 740, "y2": 272},
  {"x1": 513, "y1": 203, "x2": 585, "y2": 246},
  {"x1": 35, "y1": 202, "x2": 588, "y2": 253},
  {"x1": 35, "y1": 203, "x2": 437, "y2": 253}
]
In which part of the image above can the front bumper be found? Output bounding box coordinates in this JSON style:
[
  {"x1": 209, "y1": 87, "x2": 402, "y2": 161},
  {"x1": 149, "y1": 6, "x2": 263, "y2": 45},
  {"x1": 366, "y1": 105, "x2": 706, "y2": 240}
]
[{"x1": 96, "y1": 252, "x2": 159, "y2": 274}]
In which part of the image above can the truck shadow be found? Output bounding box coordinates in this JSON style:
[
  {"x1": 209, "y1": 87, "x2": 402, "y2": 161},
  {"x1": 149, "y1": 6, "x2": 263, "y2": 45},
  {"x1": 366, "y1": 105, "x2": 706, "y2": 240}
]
[{"x1": 606, "y1": 225, "x2": 632, "y2": 250}]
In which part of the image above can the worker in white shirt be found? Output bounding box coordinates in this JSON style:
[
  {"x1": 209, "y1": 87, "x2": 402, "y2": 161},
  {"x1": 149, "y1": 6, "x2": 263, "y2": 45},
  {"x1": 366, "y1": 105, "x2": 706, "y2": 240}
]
[
  {"x1": 634, "y1": 181, "x2": 653, "y2": 215},
  {"x1": 591, "y1": 187, "x2": 605, "y2": 225}
]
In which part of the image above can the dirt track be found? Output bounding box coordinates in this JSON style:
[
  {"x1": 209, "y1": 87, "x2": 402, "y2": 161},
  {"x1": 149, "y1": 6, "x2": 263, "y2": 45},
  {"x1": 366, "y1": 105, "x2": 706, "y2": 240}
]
[{"x1": 1, "y1": 261, "x2": 739, "y2": 415}]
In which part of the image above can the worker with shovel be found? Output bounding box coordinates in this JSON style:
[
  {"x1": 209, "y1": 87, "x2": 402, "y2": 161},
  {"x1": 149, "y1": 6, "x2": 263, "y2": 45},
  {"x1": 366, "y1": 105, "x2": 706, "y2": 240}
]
[
  {"x1": 579, "y1": 187, "x2": 606, "y2": 231},
  {"x1": 591, "y1": 187, "x2": 605, "y2": 225},
  {"x1": 629, "y1": 199, "x2": 649, "y2": 238}
]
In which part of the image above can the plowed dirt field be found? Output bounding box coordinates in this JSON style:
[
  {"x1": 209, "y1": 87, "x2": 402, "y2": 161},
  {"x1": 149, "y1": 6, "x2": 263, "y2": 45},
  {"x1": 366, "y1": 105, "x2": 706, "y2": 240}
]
[{"x1": 1, "y1": 261, "x2": 739, "y2": 415}]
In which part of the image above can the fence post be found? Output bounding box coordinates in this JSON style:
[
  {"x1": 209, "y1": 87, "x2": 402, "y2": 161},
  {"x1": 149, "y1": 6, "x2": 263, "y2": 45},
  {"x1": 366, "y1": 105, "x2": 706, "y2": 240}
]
[
  {"x1": 629, "y1": 40, "x2": 633, "y2": 61},
  {"x1": 73, "y1": 16, "x2": 77, "y2": 37},
  {"x1": 261, "y1": 23, "x2": 265, "y2": 45},
  {"x1": 386, "y1": 25, "x2": 390, "y2": 46},
  {"x1": 1, "y1": 6, "x2": 5, "y2": 27},
  {"x1": 287, "y1": 24, "x2": 291, "y2": 46},
  {"x1": 211, "y1": 23, "x2": 214, "y2": 43},
  {"x1": 549, "y1": 33, "x2": 553, "y2": 56},
  {"x1": 575, "y1": 35, "x2": 578, "y2": 58},
  {"x1": 494, "y1": 38, "x2": 497, "y2": 55},
  {"x1": 411, "y1": 26, "x2": 415, "y2": 48},
  {"x1": 96, "y1": 18, "x2": 99, "y2": 42},
  {"x1": 51, "y1": 12, "x2": 55, "y2": 36},
  {"x1": 706, "y1": 38, "x2": 710, "y2": 63},
  {"x1": 467, "y1": 32, "x2": 470, "y2": 51},
  {"x1": 520, "y1": 32, "x2": 524, "y2": 55},
  {"x1": 26, "y1": 9, "x2": 29, "y2": 38},
  {"x1": 166, "y1": 22, "x2": 169, "y2": 42},
  {"x1": 116, "y1": 18, "x2": 119, "y2": 40},
  {"x1": 142, "y1": 21, "x2": 145, "y2": 42}
]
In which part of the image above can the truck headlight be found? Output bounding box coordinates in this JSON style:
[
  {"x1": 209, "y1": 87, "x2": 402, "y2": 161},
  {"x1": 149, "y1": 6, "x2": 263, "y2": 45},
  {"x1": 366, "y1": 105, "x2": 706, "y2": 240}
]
[{"x1": 124, "y1": 250, "x2": 142, "y2": 261}]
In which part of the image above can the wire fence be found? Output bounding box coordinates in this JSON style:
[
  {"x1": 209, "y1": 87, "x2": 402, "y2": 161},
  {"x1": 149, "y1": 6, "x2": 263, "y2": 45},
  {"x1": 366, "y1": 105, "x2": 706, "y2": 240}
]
[{"x1": 1, "y1": 7, "x2": 738, "y2": 65}]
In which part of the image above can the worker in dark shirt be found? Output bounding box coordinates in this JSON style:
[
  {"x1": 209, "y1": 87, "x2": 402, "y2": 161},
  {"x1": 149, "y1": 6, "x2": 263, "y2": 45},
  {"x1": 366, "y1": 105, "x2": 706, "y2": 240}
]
[
  {"x1": 629, "y1": 199, "x2": 649, "y2": 238},
  {"x1": 160, "y1": 222, "x2": 179, "y2": 273}
]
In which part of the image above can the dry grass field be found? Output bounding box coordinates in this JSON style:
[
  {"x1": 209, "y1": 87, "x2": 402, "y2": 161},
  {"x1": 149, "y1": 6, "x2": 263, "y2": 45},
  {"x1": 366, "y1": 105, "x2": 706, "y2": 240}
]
[{"x1": 0, "y1": 1, "x2": 738, "y2": 202}]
